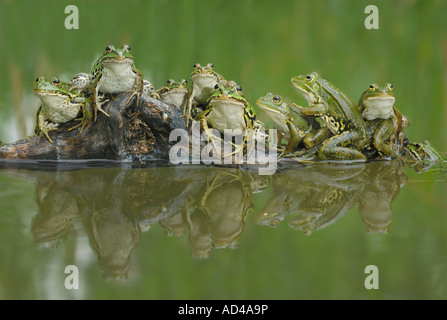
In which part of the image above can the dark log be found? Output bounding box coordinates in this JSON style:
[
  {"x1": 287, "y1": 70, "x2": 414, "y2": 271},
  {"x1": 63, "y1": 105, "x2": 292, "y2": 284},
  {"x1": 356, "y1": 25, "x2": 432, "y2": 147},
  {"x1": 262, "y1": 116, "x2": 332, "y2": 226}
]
[{"x1": 0, "y1": 93, "x2": 186, "y2": 162}]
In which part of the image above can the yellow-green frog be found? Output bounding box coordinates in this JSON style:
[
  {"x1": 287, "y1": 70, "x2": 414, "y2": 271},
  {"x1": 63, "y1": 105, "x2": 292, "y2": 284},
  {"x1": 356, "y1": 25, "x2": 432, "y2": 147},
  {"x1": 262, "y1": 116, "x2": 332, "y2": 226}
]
[
  {"x1": 155, "y1": 79, "x2": 189, "y2": 109},
  {"x1": 358, "y1": 83, "x2": 401, "y2": 157},
  {"x1": 256, "y1": 92, "x2": 321, "y2": 154},
  {"x1": 184, "y1": 63, "x2": 224, "y2": 126},
  {"x1": 90, "y1": 45, "x2": 144, "y2": 120},
  {"x1": 199, "y1": 82, "x2": 256, "y2": 156},
  {"x1": 33, "y1": 77, "x2": 92, "y2": 143},
  {"x1": 403, "y1": 141, "x2": 444, "y2": 172},
  {"x1": 291, "y1": 72, "x2": 368, "y2": 161}
]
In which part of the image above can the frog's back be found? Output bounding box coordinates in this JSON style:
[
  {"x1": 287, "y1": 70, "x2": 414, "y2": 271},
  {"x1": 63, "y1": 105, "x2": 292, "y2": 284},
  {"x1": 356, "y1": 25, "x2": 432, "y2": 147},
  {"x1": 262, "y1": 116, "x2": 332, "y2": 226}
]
[{"x1": 319, "y1": 78, "x2": 366, "y2": 134}]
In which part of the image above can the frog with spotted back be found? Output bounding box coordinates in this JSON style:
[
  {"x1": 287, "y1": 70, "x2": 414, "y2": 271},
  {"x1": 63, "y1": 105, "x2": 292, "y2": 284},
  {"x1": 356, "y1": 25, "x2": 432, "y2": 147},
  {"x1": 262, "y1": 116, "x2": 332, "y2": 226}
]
[
  {"x1": 184, "y1": 63, "x2": 224, "y2": 126},
  {"x1": 33, "y1": 76, "x2": 92, "y2": 143},
  {"x1": 291, "y1": 72, "x2": 368, "y2": 161},
  {"x1": 90, "y1": 45, "x2": 144, "y2": 120},
  {"x1": 358, "y1": 83, "x2": 406, "y2": 158},
  {"x1": 256, "y1": 92, "x2": 322, "y2": 155},
  {"x1": 199, "y1": 81, "x2": 257, "y2": 157},
  {"x1": 155, "y1": 79, "x2": 189, "y2": 109}
]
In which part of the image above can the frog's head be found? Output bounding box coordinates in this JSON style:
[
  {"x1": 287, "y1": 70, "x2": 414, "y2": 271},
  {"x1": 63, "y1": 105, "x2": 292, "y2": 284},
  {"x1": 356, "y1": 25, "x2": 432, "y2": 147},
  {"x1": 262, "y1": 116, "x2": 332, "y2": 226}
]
[
  {"x1": 100, "y1": 44, "x2": 134, "y2": 65},
  {"x1": 291, "y1": 72, "x2": 323, "y2": 105},
  {"x1": 34, "y1": 77, "x2": 73, "y2": 97},
  {"x1": 165, "y1": 79, "x2": 188, "y2": 91},
  {"x1": 190, "y1": 63, "x2": 221, "y2": 87},
  {"x1": 209, "y1": 82, "x2": 248, "y2": 106},
  {"x1": 359, "y1": 83, "x2": 395, "y2": 120},
  {"x1": 34, "y1": 76, "x2": 75, "y2": 107},
  {"x1": 407, "y1": 141, "x2": 443, "y2": 163},
  {"x1": 256, "y1": 93, "x2": 289, "y2": 114},
  {"x1": 256, "y1": 93, "x2": 290, "y2": 128}
]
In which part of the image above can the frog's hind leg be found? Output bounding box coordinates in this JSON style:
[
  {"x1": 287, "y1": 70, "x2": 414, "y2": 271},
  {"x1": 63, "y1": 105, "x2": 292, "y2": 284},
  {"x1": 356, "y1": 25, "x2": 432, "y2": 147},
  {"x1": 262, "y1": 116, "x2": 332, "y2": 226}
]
[{"x1": 318, "y1": 130, "x2": 367, "y2": 161}]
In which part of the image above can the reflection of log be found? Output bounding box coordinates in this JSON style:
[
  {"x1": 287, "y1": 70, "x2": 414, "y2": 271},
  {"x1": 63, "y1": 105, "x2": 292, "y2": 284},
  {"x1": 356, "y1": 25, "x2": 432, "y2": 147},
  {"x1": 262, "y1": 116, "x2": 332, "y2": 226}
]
[{"x1": 0, "y1": 93, "x2": 186, "y2": 161}]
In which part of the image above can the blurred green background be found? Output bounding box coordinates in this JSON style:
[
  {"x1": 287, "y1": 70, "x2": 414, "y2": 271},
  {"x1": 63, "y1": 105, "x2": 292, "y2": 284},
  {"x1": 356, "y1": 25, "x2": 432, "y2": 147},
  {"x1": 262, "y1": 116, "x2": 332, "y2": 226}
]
[
  {"x1": 0, "y1": 0, "x2": 446, "y2": 300},
  {"x1": 0, "y1": 0, "x2": 445, "y2": 149}
]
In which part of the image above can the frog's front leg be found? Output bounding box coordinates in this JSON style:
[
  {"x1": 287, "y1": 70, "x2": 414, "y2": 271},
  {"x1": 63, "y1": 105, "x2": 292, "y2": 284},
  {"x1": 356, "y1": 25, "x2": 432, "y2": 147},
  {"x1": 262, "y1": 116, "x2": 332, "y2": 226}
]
[
  {"x1": 373, "y1": 118, "x2": 396, "y2": 157},
  {"x1": 125, "y1": 68, "x2": 144, "y2": 107},
  {"x1": 35, "y1": 106, "x2": 55, "y2": 144},
  {"x1": 303, "y1": 126, "x2": 332, "y2": 149},
  {"x1": 92, "y1": 76, "x2": 110, "y2": 121},
  {"x1": 182, "y1": 89, "x2": 196, "y2": 127},
  {"x1": 68, "y1": 99, "x2": 93, "y2": 134},
  {"x1": 200, "y1": 115, "x2": 222, "y2": 156},
  {"x1": 292, "y1": 102, "x2": 327, "y2": 117},
  {"x1": 284, "y1": 120, "x2": 303, "y2": 154},
  {"x1": 318, "y1": 130, "x2": 367, "y2": 161}
]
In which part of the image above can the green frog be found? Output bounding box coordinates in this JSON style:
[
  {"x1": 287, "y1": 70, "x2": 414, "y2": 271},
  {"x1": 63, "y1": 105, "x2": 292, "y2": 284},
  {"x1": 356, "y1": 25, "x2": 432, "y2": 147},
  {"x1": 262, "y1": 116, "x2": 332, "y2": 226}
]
[
  {"x1": 90, "y1": 44, "x2": 144, "y2": 120},
  {"x1": 199, "y1": 81, "x2": 257, "y2": 157},
  {"x1": 184, "y1": 63, "x2": 224, "y2": 126},
  {"x1": 33, "y1": 77, "x2": 92, "y2": 143},
  {"x1": 358, "y1": 83, "x2": 403, "y2": 157},
  {"x1": 291, "y1": 72, "x2": 368, "y2": 161},
  {"x1": 256, "y1": 92, "x2": 320, "y2": 154},
  {"x1": 155, "y1": 79, "x2": 189, "y2": 109},
  {"x1": 403, "y1": 141, "x2": 444, "y2": 172}
]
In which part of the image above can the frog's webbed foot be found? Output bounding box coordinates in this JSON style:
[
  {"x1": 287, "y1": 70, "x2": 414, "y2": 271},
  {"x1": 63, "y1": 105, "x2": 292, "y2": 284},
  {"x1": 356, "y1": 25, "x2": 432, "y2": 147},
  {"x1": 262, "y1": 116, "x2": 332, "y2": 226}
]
[
  {"x1": 150, "y1": 92, "x2": 161, "y2": 100},
  {"x1": 203, "y1": 128, "x2": 223, "y2": 156},
  {"x1": 94, "y1": 97, "x2": 111, "y2": 121},
  {"x1": 125, "y1": 90, "x2": 140, "y2": 106},
  {"x1": 35, "y1": 130, "x2": 54, "y2": 144},
  {"x1": 69, "y1": 102, "x2": 93, "y2": 134},
  {"x1": 222, "y1": 142, "x2": 245, "y2": 160}
]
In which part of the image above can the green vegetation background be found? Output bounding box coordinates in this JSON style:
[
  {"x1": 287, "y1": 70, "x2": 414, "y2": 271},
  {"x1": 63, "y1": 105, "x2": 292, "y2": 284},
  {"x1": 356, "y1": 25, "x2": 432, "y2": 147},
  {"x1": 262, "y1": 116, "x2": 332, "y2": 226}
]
[
  {"x1": 0, "y1": 0, "x2": 446, "y2": 300},
  {"x1": 0, "y1": 0, "x2": 445, "y2": 150}
]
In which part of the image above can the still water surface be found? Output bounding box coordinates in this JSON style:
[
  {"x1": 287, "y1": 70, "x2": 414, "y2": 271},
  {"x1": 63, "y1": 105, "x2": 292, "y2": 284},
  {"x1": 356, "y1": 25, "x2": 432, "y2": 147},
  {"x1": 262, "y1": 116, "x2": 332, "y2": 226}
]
[{"x1": 0, "y1": 160, "x2": 446, "y2": 299}]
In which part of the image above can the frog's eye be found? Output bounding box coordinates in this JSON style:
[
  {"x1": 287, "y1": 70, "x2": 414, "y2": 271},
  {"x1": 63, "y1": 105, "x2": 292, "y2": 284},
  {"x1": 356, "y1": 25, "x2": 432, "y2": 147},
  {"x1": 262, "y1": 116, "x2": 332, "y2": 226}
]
[
  {"x1": 272, "y1": 95, "x2": 281, "y2": 104},
  {"x1": 51, "y1": 77, "x2": 61, "y2": 86},
  {"x1": 306, "y1": 74, "x2": 314, "y2": 82},
  {"x1": 167, "y1": 79, "x2": 173, "y2": 85},
  {"x1": 182, "y1": 79, "x2": 188, "y2": 84},
  {"x1": 105, "y1": 45, "x2": 112, "y2": 53},
  {"x1": 207, "y1": 63, "x2": 214, "y2": 68},
  {"x1": 35, "y1": 77, "x2": 39, "y2": 83},
  {"x1": 387, "y1": 83, "x2": 394, "y2": 90},
  {"x1": 125, "y1": 45, "x2": 131, "y2": 52},
  {"x1": 193, "y1": 63, "x2": 201, "y2": 68},
  {"x1": 369, "y1": 84, "x2": 377, "y2": 90},
  {"x1": 214, "y1": 84, "x2": 219, "y2": 90},
  {"x1": 236, "y1": 86, "x2": 242, "y2": 92}
]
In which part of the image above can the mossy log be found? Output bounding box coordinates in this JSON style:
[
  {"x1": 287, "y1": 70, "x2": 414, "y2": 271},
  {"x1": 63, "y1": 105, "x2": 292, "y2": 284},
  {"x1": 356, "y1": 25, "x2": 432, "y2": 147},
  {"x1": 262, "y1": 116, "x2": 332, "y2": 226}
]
[{"x1": 0, "y1": 93, "x2": 186, "y2": 162}]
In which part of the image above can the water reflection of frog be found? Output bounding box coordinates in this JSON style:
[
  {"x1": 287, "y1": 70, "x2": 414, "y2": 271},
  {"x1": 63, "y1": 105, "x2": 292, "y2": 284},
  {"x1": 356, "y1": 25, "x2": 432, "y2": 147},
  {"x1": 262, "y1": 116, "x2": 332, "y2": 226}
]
[
  {"x1": 194, "y1": 169, "x2": 254, "y2": 250},
  {"x1": 357, "y1": 161, "x2": 407, "y2": 233},
  {"x1": 255, "y1": 160, "x2": 407, "y2": 234}
]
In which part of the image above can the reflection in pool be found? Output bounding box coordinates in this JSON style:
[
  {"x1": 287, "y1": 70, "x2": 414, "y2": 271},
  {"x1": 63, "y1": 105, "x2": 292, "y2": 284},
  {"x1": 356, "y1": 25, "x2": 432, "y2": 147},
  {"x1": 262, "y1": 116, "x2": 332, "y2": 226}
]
[{"x1": 1, "y1": 160, "x2": 417, "y2": 279}]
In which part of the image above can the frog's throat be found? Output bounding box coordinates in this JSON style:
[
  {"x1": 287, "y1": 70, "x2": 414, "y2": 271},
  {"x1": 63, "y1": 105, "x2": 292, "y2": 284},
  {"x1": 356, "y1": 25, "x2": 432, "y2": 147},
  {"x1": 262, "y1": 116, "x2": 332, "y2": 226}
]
[
  {"x1": 293, "y1": 85, "x2": 318, "y2": 105},
  {"x1": 256, "y1": 104, "x2": 289, "y2": 133},
  {"x1": 363, "y1": 96, "x2": 395, "y2": 110},
  {"x1": 34, "y1": 92, "x2": 71, "y2": 105}
]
